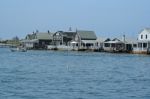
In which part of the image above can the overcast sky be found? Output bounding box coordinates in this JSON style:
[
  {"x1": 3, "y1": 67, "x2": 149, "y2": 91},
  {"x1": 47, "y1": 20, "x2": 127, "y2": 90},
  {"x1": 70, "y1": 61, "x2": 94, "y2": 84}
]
[{"x1": 0, "y1": 0, "x2": 150, "y2": 39}]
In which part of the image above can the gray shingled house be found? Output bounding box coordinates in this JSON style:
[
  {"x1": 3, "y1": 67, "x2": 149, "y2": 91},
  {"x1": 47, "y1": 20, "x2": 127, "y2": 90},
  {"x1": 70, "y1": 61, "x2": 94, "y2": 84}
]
[
  {"x1": 73, "y1": 30, "x2": 97, "y2": 50},
  {"x1": 53, "y1": 31, "x2": 76, "y2": 46},
  {"x1": 22, "y1": 31, "x2": 53, "y2": 49}
]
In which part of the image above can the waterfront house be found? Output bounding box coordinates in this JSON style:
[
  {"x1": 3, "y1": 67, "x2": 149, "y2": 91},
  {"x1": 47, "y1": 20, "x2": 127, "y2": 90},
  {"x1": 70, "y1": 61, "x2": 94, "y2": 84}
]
[
  {"x1": 73, "y1": 30, "x2": 97, "y2": 50},
  {"x1": 103, "y1": 38, "x2": 125, "y2": 52},
  {"x1": 103, "y1": 35, "x2": 136, "y2": 53},
  {"x1": 133, "y1": 28, "x2": 150, "y2": 54},
  {"x1": 53, "y1": 31, "x2": 76, "y2": 46},
  {"x1": 49, "y1": 31, "x2": 76, "y2": 50},
  {"x1": 22, "y1": 31, "x2": 53, "y2": 49}
]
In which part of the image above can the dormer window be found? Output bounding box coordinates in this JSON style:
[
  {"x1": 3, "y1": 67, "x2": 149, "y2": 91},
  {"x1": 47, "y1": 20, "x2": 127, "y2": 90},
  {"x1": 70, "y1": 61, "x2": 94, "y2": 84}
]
[
  {"x1": 146, "y1": 35, "x2": 148, "y2": 39},
  {"x1": 141, "y1": 35, "x2": 143, "y2": 39}
]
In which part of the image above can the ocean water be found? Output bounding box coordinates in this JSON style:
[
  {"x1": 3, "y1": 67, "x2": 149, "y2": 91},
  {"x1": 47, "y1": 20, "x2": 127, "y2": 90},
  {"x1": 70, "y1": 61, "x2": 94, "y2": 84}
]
[{"x1": 0, "y1": 48, "x2": 150, "y2": 99}]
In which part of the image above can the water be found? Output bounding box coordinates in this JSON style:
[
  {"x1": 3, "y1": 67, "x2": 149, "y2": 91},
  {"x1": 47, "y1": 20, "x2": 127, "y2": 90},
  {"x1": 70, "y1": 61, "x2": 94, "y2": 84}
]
[{"x1": 0, "y1": 48, "x2": 150, "y2": 99}]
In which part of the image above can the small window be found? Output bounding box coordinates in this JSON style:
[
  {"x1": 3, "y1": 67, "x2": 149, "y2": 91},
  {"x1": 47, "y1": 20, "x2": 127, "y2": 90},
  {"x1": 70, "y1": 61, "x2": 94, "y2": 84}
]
[
  {"x1": 143, "y1": 43, "x2": 147, "y2": 48},
  {"x1": 133, "y1": 44, "x2": 137, "y2": 48},
  {"x1": 104, "y1": 43, "x2": 110, "y2": 47},
  {"x1": 141, "y1": 35, "x2": 143, "y2": 39},
  {"x1": 138, "y1": 43, "x2": 142, "y2": 48},
  {"x1": 146, "y1": 35, "x2": 148, "y2": 39}
]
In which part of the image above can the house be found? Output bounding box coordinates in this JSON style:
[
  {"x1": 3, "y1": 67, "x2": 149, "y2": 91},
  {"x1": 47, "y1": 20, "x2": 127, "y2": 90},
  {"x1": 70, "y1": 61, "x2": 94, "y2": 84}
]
[
  {"x1": 49, "y1": 31, "x2": 77, "y2": 50},
  {"x1": 73, "y1": 30, "x2": 97, "y2": 50},
  {"x1": 21, "y1": 34, "x2": 37, "y2": 49},
  {"x1": 133, "y1": 28, "x2": 150, "y2": 54},
  {"x1": 103, "y1": 35, "x2": 136, "y2": 53},
  {"x1": 53, "y1": 31, "x2": 76, "y2": 46},
  {"x1": 22, "y1": 31, "x2": 53, "y2": 49},
  {"x1": 103, "y1": 38, "x2": 125, "y2": 52}
]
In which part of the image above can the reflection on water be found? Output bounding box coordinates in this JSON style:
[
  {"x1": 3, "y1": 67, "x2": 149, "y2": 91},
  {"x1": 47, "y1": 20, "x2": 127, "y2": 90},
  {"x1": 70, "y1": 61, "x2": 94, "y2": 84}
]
[{"x1": 0, "y1": 48, "x2": 150, "y2": 99}]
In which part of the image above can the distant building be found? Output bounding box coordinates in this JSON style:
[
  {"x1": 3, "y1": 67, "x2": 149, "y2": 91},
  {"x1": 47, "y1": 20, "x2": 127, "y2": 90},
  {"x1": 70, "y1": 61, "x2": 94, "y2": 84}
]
[
  {"x1": 103, "y1": 38, "x2": 125, "y2": 52},
  {"x1": 22, "y1": 31, "x2": 53, "y2": 49},
  {"x1": 133, "y1": 28, "x2": 150, "y2": 54},
  {"x1": 103, "y1": 36, "x2": 135, "y2": 53},
  {"x1": 73, "y1": 30, "x2": 97, "y2": 50},
  {"x1": 53, "y1": 31, "x2": 76, "y2": 46}
]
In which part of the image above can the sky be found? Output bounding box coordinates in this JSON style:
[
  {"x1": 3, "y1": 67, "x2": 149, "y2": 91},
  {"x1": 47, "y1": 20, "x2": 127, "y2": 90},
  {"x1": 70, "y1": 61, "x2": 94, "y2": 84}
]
[{"x1": 0, "y1": 0, "x2": 150, "y2": 39}]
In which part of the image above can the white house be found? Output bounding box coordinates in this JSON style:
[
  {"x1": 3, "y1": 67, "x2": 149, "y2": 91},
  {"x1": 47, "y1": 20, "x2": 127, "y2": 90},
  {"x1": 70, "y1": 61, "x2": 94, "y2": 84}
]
[
  {"x1": 133, "y1": 28, "x2": 150, "y2": 54},
  {"x1": 138, "y1": 28, "x2": 150, "y2": 40}
]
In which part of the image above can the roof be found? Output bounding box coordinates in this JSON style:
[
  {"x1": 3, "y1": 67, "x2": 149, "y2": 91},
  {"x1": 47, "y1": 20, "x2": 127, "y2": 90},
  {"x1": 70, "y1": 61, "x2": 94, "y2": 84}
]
[
  {"x1": 35, "y1": 32, "x2": 53, "y2": 40},
  {"x1": 144, "y1": 28, "x2": 150, "y2": 33},
  {"x1": 77, "y1": 30, "x2": 97, "y2": 40},
  {"x1": 104, "y1": 38, "x2": 123, "y2": 44},
  {"x1": 103, "y1": 36, "x2": 137, "y2": 44},
  {"x1": 139, "y1": 28, "x2": 150, "y2": 34},
  {"x1": 53, "y1": 31, "x2": 76, "y2": 38},
  {"x1": 62, "y1": 32, "x2": 76, "y2": 38},
  {"x1": 25, "y1": 32, "x2": 54, "y2": 40},
  {"x1": 112, "y1": 38, "x2": 120, "y2": 41},
  {"x1": 26, "y1": 34, "x2": 36, "y2": 40},
  {"x1": 104, "y1": 38, "x2": 111, "y2": 42}
]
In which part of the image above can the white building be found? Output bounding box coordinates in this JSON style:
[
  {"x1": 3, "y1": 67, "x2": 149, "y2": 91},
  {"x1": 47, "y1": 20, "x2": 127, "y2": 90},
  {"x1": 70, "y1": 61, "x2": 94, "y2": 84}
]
[
  {"x1": 133, "y1": 28, "x2": 150, "y2": 54},
  {"x1": 138, "y1": 28, "x2": 150, "y2": 40}
]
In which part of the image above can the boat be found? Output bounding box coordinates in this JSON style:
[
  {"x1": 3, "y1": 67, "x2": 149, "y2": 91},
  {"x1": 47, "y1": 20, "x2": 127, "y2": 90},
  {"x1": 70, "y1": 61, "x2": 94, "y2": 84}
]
[{"x1": 10, "y1": 47, "x2": 27, "y2": 52}]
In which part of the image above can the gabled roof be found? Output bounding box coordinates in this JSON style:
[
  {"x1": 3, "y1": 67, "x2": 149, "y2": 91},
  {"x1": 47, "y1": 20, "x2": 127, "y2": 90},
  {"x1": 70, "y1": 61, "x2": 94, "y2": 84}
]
[
  {"x1": 104, "y1": 38, "x2": 123, "y2": 43},
  {"x1": 104, "y1": 38, "x2": 111, "y2": 42},
  {"x1": 144, "y1": 28, "x2": 150, "y2": 33},
  {"x1": 112, "y1": 38, "x2": 121, "y2": 41},
  {"x1": 26, "y1": 34, "x2": 36, "y2": 40},
  {"x1": 26, "y1": 32, "x2": 54, "y2": 40},
  {"x1": 53, "y1": 31, "x2": 76, "y2": 38},
  {"x1": 77, "y1": 30, "x2": 97, "y2": 40},
  {"x1": 139, "y1": 28, "x2": 150, "y2": 34},
  {"x1": 62, "y1": 31, "x2": 76, "y2": 38},
  {"x1": 35, "y1": 32, "x2": 53, "y2": 40}
]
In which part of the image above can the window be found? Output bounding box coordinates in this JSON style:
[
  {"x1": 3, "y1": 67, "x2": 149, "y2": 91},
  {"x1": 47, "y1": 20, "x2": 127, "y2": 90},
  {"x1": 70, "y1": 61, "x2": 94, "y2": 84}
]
[
  {"x1": 141, "y1": 35, "x2": 143, "y2": 39},
  {"x1": 104, "y1": 43, "x2": 110, "y2": 47},
  {"x1": 111, "y1": 43, "x2": 115, "y2": 47},
  {"x1": 143, "y1": 43, "x2": 147, "y2": 48},
  {"x1": 146, "y1": 35, "x2": 148, "y2": 39},
  {"x1": 133, "y1": 44, "x2": 137, "y2": 48},
  {"x1": 138, "y1": 43, "x2": 142, "y2": 48}
]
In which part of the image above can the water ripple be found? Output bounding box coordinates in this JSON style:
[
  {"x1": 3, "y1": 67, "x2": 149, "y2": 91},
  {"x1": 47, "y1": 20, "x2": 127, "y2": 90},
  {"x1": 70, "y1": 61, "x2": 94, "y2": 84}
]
[{"x1": 0, "y1": 48, "x2": 150, "y2": 99}]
